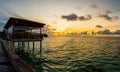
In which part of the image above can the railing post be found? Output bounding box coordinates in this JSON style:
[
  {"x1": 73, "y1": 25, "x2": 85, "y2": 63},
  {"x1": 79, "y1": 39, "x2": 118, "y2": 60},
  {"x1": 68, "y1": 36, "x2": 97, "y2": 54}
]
[
  {"x1": 39, "y1": 28, "x2": 43, "y2": 72},
  {"x1": 11, "y1": 41, "x2": 15, "y2": 52}
]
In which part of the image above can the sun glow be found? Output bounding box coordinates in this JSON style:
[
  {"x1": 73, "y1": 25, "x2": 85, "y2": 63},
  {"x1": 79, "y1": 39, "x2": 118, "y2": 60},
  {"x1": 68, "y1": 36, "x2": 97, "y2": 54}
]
[
  {"x1": 55, "y1": 27, "x2": 65, "y2": 32},
  {"x1": 0, "y1": 0, "x2": 119, "y2": 35}
]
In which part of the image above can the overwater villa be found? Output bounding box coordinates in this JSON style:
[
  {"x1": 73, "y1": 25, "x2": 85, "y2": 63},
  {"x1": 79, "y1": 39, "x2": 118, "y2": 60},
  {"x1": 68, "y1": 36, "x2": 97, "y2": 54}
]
[
  {"x1": 0, "y1": 17, "x2": 46, "y2": 72},
  {"x1": 4, "y1": 17, "x2": 45, "y2": 53}
]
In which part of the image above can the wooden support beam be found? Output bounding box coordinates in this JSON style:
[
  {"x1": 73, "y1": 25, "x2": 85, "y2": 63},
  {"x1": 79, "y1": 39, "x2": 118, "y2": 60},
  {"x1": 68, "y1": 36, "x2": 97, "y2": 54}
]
[
  {"x1": 18, "y1": 42, "x2": 20, "y2": 52},
  {"x1": 39, "y1": 28, "x2": 42, "y2": 57},
  {"x1": 28, "y1": 41, "x2": 29, "y2": 51},
  {"x1": 11, "y1": 41, "x2": 15, "y2": 52},
  {"x1": 33, "y1": 41, "x2": 34, "y2": 53}
]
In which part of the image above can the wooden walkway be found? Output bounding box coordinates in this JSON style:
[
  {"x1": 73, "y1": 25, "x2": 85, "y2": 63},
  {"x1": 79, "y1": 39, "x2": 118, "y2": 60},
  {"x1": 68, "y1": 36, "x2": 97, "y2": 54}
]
[
  {"x1": 0, "y1": 42, "x2": 17, "y2": 72},
  {"x1": 0, "y1": 39, "x2": 35, "y2": 72}
]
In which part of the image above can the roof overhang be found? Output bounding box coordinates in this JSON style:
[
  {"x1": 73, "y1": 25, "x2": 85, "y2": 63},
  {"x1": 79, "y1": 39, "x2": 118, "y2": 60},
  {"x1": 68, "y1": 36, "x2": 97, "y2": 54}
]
[{"x1": 4, "y1": 17, "x2": 45, "y2": 29}]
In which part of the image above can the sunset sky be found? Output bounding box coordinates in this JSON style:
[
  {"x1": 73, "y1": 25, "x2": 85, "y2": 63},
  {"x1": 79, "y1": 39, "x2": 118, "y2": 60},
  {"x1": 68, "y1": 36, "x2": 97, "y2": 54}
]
[{"x1": 0, "y1": 0, "x2": 120, "y2": 35}]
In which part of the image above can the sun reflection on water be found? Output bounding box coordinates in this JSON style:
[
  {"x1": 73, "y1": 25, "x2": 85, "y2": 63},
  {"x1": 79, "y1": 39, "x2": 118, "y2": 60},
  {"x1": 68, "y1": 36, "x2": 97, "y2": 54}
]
[{"x1": 18, "y1": 36, "x2": 120, "y2": 72}]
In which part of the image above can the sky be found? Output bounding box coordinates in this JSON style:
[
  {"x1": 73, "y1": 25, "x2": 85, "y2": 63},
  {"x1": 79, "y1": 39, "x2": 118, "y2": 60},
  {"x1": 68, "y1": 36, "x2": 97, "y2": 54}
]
[{"x1": 0, "y1": 0, "x2": 120, "y2": 35}]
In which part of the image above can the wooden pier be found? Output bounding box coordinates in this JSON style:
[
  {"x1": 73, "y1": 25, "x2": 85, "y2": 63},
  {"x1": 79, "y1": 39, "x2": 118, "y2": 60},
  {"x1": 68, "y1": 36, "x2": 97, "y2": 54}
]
[
  {"x1": 0, "y1": 39, "x2": 35, "y2": 72},
  {"x1": 0, "y1": 17, "x2": 46, "y2": 72},
  {"x1": 0, "y1": 41, "x2": 17, "y2": 72}
]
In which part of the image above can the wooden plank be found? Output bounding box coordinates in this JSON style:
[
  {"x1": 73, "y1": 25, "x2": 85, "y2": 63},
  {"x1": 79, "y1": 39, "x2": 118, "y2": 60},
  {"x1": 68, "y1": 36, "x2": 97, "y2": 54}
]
[
  {"x1": 1, "y1": 40, "x2": 35, "y2": 72},
  {"x1": 12, "y1": 39, "x2": 42, "y2": 42},
  {"x1": 0, "y1": 41, "x2": 17, "y2": 72}
]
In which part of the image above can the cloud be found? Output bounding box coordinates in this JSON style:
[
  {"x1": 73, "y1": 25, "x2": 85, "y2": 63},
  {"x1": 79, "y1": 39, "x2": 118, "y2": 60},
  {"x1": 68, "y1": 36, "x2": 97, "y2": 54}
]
[
  {"x1": 113, "y1": 16, "x2": 119, "y2": 19},
  {"x1": 90, "y1": 4, "x2": 98, "y2": 8},
  {"x1": 98, "y1": 14, "x2": 119, "y2": 21},
  {"x1": 79, "y1": 15, "x2": 91, "y2": 21},
  {"x1": 115, "y1": 9, "x2": 120, "y2": 12},
  {"x1": 81, "y1": 31, "x2": 87, "y2": 35},
  {"x1": 105, "y1": 10, "x2": 113, "y2": 14},
  {"x1": 62, "y1": 13, "x2": 78, "y2": 21},
  {"x1": 6, "y1": 10, "x2": 23, "y2": 18},
  {"x1": 98, "y1": 14, "x2": 112, "y2": 21},
  {"x1": 0, "y1": 10, "x2": 9, "y2": 20},
  {"x1": 0, "y1": 16, "x2": 9, "y2": 24},
  {"x1": 79, "y1": 16, "x2": 85, "y2": 21},
  {"x1": 97, "y1": 9, "x2": 119, "y2": 21},
  {"x1": 86, "y1": 15, "x2": 92, "y2": 20},
  {"x1": 0, "y1": 21, "x2": 6, "y2": 32},
  {"x1": 62, "y1": 14, "x2": 92, "y2": 21},
  {"x1": 52, "y1": 28, "x2": 57, "y2": 31},
  {"x1": 0, "y1": 8, "x2": 23, "y2": 22},
  {"x1": 97, "y1": 29, "x2": 112, "y2": 34},
  {"x1": 113, "y1": 30, "x2": 120, "y2": 34},
  {"x1": 96, "y1": 25, "x2": 103, "y2": 28}
]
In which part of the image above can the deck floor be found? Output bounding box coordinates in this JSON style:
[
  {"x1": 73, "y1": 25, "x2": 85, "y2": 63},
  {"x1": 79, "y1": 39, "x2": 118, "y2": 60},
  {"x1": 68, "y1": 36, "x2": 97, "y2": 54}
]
[{"x1": 0, "y1": 42, "x2": 17, "y2": 72}]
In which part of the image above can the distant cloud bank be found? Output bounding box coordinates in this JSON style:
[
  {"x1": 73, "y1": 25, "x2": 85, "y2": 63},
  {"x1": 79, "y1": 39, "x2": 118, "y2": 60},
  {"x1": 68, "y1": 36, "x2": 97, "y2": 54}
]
[
  {"x1": 97, "y1": 29, "x2": 120, "y2": 34},
  {"x1": 61, "y1": 13, "x2": 92, "y2": 21},
  {"x1": 97, "y1": 9, "x2": 119, "y2": 21},
  {"x1": 97, "y1": 29, "x2": 112, "y2": 34},
  {"x1": 98, "y1": 14, "x2": 119, "y2": 21}
]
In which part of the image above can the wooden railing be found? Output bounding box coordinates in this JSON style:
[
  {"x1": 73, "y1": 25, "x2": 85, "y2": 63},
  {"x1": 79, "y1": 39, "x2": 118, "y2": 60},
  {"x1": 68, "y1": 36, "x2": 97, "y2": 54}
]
[{"x1": 0, "y1": 39, "x2": 35, "y2": 72}]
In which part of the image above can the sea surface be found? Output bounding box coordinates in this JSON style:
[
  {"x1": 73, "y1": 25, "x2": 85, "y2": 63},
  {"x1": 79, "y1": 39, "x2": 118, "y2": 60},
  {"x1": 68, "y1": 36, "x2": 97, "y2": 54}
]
[{"x1": 19, "y1": 36, "x2": 120, "y2": 72}]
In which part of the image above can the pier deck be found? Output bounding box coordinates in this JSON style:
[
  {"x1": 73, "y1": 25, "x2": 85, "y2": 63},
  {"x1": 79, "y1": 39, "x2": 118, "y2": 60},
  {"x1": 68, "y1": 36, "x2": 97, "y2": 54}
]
[{"x1": 0, "y1": 42, "x2": 17, "y2": 72}]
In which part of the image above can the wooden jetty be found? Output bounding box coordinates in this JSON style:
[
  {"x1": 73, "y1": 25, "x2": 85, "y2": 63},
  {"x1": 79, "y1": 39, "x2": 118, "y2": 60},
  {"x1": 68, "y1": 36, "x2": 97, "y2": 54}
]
[
  {"x1": 0, "y1": 17, "x2": 46, "y2": 72},
  {"x1": 0, "y1": 40, "x2": 17, "y2": 72},
  {"x1": 0, "y1": 39, "x2": 35, "y2": 72}
]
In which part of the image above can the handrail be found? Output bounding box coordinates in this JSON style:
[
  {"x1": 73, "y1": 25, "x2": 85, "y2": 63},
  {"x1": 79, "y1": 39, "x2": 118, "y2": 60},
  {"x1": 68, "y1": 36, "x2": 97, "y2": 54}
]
[{"x1": 0, "y1": 39, "x2": 35, "y2": 72}]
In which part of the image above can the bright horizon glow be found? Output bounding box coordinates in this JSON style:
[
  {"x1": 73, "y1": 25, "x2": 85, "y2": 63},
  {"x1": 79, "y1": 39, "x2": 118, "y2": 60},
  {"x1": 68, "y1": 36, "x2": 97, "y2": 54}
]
[{"x1": 0, "y1": 0, "x2": 120, "y2": 35}]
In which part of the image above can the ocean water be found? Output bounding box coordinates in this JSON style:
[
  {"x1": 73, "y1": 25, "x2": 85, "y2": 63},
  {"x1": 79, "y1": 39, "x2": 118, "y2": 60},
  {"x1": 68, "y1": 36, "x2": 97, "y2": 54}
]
[{"x1": 19, "y1": 36, "x2": 120, "y2": 72}]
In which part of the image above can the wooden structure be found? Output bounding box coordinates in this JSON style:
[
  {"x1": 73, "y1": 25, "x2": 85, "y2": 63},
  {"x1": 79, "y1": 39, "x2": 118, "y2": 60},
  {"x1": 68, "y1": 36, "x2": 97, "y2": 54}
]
[
  {"x1": 0, "y1": 39, "x2": 35, "y2": 72},
  {"x1": 3, "y1": 17, "x2": 46, "y2": 72},
  {"x1": 4, "y1": 17, "x2": 45, "y2": 55},
  {"x1": 0, "y1": 40, "x2": 17, "y2": 72}
]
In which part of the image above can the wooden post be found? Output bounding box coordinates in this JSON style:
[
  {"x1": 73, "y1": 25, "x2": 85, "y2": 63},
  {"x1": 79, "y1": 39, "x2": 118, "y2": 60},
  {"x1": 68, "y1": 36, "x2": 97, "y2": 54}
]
[
  {"x1": 11, "y1": 41, "x2": 15, "y2": 52},
  {"x1": 9, "y1": 41, "x2": 11, "y2": 48},
  {"x1": 39, "y1": 28, "x2": 42, "y2": 57},
  {"x1": 11, "y1": 26, "x2": 15, "y2": 52},
  {"x1": 33, "y1": 41, "x2": 34, "y2": 53},
  {"x1": 18, "y1": 42, "x2": 20, "y2": 53},
  {"x1": 28, "y1": 27, "x2": 30, "y2": 51},
  {"x1": 28, "y1": 41, "x2": 29, "y2": 51},
  {"x1": 39, "y1": 28, "x2": 43, "y2": 72},
  {"x1": 22, "y1": 41, "x2": 24, "y2": 53}
]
